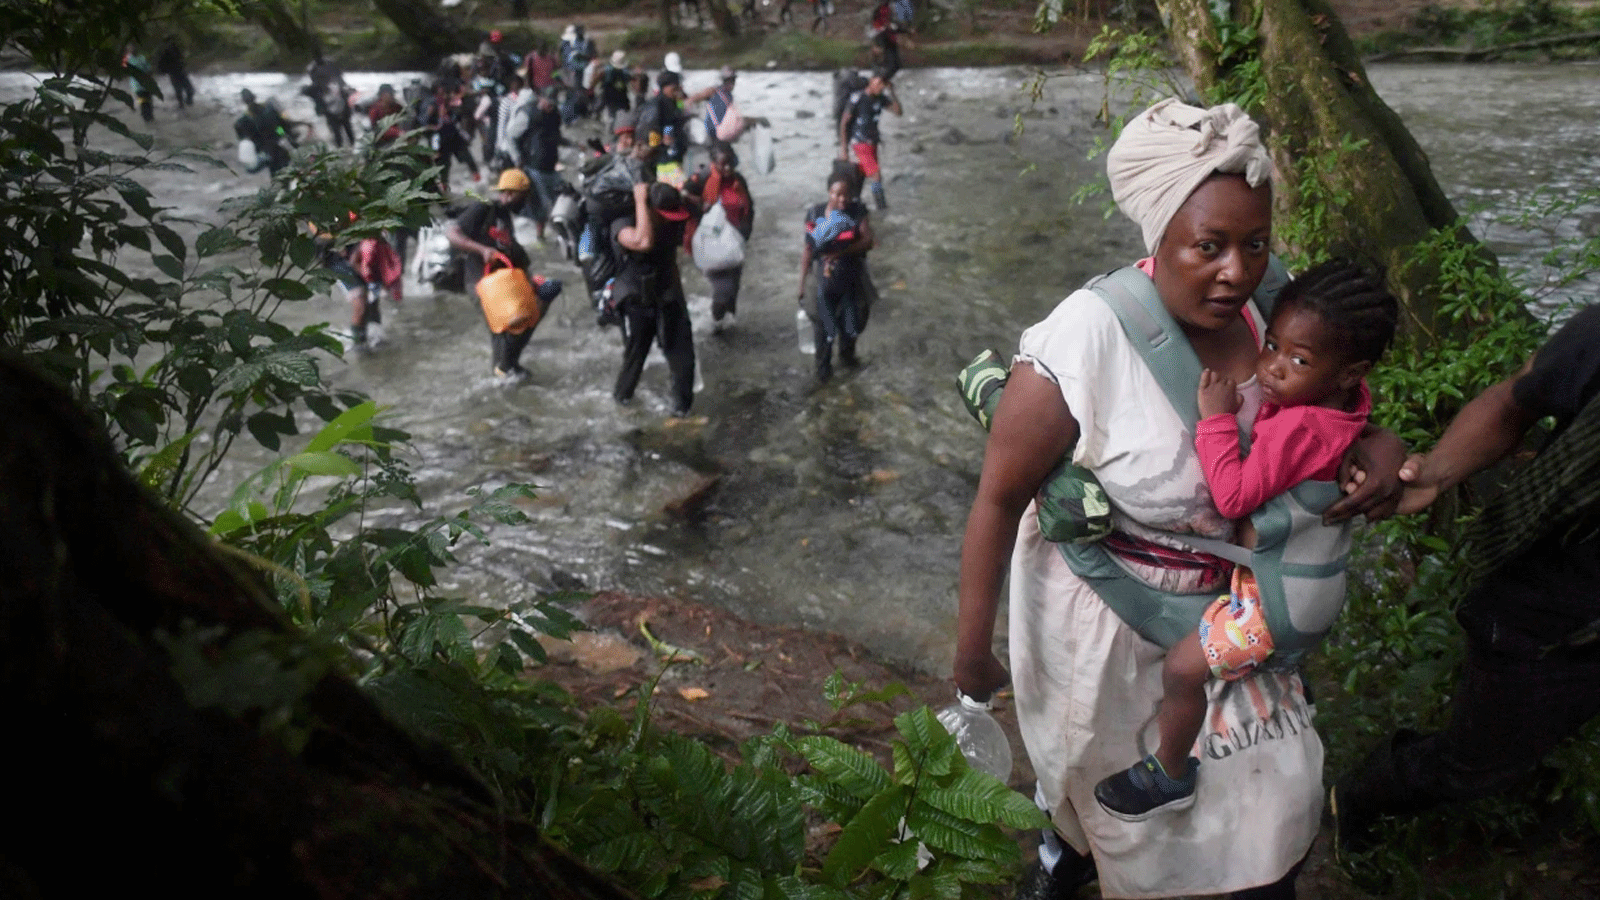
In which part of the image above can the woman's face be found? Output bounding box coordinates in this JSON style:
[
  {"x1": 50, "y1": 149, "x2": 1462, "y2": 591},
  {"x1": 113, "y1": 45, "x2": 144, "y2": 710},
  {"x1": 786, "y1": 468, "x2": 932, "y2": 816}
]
[
  {"x1": 1151, "y1": 174, "x2": 1273, "y2": 333},
  {"x1": 712, "y1": 154, "x2": 735, "y2": 178}
]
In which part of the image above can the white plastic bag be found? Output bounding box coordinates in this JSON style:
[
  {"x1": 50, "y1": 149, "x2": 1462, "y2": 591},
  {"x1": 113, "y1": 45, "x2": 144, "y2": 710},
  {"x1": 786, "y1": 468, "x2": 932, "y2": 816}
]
[
  {"x1": 687, "y1": 116, "x2": 709, "y2": 147},
  {"x1": 747, "y1": 124, "x2": 775, "y2": 175},
  {"x1": 237, "y1": 138, "x2": 259, "y2": 169},
  {"x1": 691, "y1": 202, "x2": 745, "y2": 273}
]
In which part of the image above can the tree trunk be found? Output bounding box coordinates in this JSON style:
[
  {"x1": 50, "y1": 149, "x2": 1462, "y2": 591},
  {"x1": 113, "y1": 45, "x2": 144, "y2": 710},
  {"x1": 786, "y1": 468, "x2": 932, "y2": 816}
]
[
  {"x1": 708, "y1": 0, "x2": 740, "y2": 36},
  {"x1": 236, "y1": 0, "x2": 322, "y2": 58},
  {"x1": 370, "y1": 0, "x2": 480, "y2": 60},
  {"x1": 0, "y1": 353, "x2": 638, "y2": 899},
  {"x1": 1157, "y1": 0, "x2": 1496, "y2": 339}
]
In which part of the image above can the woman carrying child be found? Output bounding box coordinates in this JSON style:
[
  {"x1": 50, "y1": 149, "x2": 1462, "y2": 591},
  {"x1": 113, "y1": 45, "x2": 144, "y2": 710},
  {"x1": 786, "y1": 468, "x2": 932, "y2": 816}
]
[
  {"x1": 1094, "y1": 259, "x2": 1399, "y2": 820},
  {"x1": 952, "y1": 98, "x2": 1404, "y2": 898},
  {"x1": 797, "y1": 171, "x2": 873, "y2": 382}
]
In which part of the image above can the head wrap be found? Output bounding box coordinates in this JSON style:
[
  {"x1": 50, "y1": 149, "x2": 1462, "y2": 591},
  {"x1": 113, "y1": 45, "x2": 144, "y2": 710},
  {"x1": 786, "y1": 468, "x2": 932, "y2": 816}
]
[{"x1": 1106, "y1": 98, "x2": 1273, "y2": 254}]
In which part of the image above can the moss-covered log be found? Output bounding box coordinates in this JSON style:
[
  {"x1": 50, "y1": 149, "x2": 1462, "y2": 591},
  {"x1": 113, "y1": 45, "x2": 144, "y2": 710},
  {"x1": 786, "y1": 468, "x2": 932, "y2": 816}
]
[{"x1": 0, "y1": 353, "x2": 633, "y2": 899}]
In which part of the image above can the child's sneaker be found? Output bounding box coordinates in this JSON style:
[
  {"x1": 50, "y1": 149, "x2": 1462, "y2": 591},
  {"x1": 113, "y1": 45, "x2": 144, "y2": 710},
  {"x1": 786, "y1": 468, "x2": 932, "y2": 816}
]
[{"x1": 1094, "y1": 754, "x2": 1198, "y2": 821}]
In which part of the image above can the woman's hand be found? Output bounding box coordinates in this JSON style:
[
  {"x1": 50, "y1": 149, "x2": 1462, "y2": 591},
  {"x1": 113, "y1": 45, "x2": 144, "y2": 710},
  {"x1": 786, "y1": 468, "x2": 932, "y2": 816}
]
[
  {"x1": 1197, "y1": 368, "x2": 1241, "y2": 418},
  {"x1": 953, "y1": 649, "x2": 1010, "y2": 703},
  {"x1": 1324, "y1": 426, "x2": 1407, "y2": 523}
]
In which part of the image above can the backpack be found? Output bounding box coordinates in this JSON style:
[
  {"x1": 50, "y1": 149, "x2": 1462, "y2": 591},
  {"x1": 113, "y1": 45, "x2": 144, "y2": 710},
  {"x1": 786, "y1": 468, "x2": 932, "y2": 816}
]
[
  {"x1": 957, "y1": 258, "x2": 1355, "y2": 660},
  {"x1": 832, "y1": 71, "x2": 868, "y2": 130},
  {"x1": 577, "y1": 154, "x2": 641, "y2": 304}
]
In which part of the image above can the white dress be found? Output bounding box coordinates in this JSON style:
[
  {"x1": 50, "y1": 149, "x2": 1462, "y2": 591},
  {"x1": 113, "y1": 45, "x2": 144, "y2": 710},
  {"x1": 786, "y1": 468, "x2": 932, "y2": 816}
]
[{"x1": 1009, "y1": 288, "x2": 1322, "y2": 898}]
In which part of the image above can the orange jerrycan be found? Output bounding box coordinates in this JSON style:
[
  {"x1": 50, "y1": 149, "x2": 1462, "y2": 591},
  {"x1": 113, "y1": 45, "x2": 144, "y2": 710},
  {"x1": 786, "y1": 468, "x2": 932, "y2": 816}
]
[{"x1": 477, "y1": 252, "x2": 540, "y2": 334}]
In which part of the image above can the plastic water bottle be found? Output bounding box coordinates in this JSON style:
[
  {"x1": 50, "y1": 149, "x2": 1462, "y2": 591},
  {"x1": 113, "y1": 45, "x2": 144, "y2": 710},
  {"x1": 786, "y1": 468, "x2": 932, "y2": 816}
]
[
  {"x1": 796, "y1": 308, "x2": 815, "y2": 355},
  {"x1": 935, "y1": 690, "x2": 1013, "y2": 782}
]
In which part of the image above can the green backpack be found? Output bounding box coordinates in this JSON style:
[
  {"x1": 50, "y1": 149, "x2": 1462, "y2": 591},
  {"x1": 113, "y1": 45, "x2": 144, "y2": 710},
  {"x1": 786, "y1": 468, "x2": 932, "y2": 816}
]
[{"x1": 959, "y1": 258, "x2": 1356, "y2": 657}]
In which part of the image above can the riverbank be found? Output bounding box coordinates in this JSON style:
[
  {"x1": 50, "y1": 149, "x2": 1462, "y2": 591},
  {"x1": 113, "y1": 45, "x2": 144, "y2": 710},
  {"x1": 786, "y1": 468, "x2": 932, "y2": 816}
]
[{"x1": 163, "y1": 0, "x2": 1600, "y2": 76}]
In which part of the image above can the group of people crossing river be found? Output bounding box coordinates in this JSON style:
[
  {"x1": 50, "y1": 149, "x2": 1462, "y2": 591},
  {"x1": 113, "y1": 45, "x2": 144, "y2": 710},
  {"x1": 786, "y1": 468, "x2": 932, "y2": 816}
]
[{"x1": 205, "y1": 2, "x2": 919, "y2": 413}]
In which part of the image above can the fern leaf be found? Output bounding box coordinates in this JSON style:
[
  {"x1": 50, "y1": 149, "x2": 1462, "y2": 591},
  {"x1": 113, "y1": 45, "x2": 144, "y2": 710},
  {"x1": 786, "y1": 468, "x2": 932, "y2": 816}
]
[
  {"x1": 905, "y1": 869, "x2": 963, "y2": 900},
  {"x1": 797, "y1": 735, "x2": 893, "y2": 799},
  {"x1": 822, "y1": 785, "x2": 909, "y2": 884},
  {"x1": 936, "y1": 855, "x2": 1014, "y2": 886},
  {"x1": 920, "y1": 771, "x2": 1051, "y2": 830},
  {"x1": 894, "y1": 706, "x2": 946, "y2": 755},
  {"x1": 871, "y1": 838, "x2": 924, "y2": 880},
  {"x1": 587, "y1": 830, "x2": 665, "y2": 873},
  {"x1": 797, "y1": 772, "x2": 866, "y2": 822},
  {"x1": 904, "y1": 802, "x2": 1015, "y2": 862},
  {"x1": 766, "y1": 876, "x2": 854, "y2": 900}
]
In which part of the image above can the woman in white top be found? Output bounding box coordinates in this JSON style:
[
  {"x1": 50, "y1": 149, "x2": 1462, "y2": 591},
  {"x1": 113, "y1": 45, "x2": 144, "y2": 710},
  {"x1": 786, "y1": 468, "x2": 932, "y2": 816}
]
[{"x1": 952, "y1": 99, "x2": 1404, "y2": 899}]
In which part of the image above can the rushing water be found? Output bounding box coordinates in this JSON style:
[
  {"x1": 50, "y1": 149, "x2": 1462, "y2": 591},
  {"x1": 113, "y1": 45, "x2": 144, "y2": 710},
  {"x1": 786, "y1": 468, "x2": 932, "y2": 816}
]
[{"x1": 12, "y1": 61, "x2": 1598, "y2": 675}]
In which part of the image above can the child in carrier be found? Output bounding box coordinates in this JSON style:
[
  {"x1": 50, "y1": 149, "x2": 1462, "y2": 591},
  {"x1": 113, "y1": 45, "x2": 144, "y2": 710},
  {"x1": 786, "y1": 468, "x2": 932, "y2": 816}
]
[
  {"x1": 1093, "y1": 259, "x2": 1399, "y2": 821},
  {"x1": 804, "y1": 203, "x2": 858, "y2": 278}
]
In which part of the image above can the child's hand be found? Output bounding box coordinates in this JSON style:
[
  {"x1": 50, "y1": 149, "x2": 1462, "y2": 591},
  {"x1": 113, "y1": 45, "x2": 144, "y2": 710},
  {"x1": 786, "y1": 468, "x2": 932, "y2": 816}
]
[{"x1": 1198, "y1": 368, "x2": 1241, "y2": 418}]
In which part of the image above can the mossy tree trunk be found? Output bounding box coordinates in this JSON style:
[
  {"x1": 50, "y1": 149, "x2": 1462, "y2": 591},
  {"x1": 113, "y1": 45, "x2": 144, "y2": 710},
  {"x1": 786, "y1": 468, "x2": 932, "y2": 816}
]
[
  {"x1": 370, "y1": 0, "x2": 480, "y2": 59},
  {"x1": 708, "y1": 0, "x2": 740, "y2": 36},
  {"x1": 235, "y1": 0, "x2": 322, "y2": 58},
  {"x1": 0, "y1": 353, "x2": 637, "y2": 899},
  {"x1": 1157, "y1": 0, "x2": 1496, "y2": 339}
]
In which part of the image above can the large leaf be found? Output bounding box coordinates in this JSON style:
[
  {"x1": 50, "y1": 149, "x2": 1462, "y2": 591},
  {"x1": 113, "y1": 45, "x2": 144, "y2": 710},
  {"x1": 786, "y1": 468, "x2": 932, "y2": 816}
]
[
  {"x1": 821, "y1": 786, "x2": 907, "y2": 884},
  {"x1": 903, "y1": 803, "x2": 1014, "y2": 863},
  {"x1": 285, "y1": 450, "x2": 361, "y2": 478},
  {"x1": 796, "y1": 736, "x2": 893, "y2": 800},
  {"x1": 305, "y1": 400, "x2": 381, "y2": 452},
  {"x1": 919, "y1": 771, "x2": 1051, "y2": 830}
]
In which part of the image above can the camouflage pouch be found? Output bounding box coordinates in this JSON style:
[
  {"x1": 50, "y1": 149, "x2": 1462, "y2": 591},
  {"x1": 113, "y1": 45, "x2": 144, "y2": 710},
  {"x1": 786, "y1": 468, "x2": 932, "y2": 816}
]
[{"x1": 957, "y1": 349, "x2": 1113, "y2": 544}]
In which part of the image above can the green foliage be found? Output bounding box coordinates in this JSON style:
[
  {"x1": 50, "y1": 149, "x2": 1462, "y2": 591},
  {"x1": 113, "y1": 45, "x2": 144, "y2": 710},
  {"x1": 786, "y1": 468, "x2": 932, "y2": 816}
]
[
  {"x1": 545, "y1": 678, "x2": 1047, "y2": 899},
  {"x1": 1270, "y1": 134, "x2": 1370, "y2": 271},
  {"x1": 1065, "y1": 25, "x2": 1184, "y2": 210},
  {"x1": 1368, "y1": 224, "x2": 1548, "y2": 449},
  {"x1": 1202, "y1": 18, "x2": 1265, "y2": 111},
  {"x1": 0, "y1": 55, "x2": 438, "y2": 512}
]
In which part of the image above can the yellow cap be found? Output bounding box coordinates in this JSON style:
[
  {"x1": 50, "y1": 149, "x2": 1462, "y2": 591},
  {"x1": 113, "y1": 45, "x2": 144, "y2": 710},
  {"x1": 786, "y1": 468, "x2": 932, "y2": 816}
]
[{"x1": 496, "y1": 168, "x2": 531, "y2": 192}]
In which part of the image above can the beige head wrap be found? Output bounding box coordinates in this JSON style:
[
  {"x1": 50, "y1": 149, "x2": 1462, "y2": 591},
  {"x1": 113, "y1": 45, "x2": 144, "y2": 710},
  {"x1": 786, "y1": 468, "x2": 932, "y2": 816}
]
[{"x1": 1106, "y1": 98, "x2": 1273, "y2": 254}]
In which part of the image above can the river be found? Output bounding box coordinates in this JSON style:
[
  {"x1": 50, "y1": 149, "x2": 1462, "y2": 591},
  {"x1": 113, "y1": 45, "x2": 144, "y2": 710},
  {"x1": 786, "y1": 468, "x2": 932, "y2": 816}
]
[{"x1": 14, "y1": 61, "x2": 1598, "y2": 676}]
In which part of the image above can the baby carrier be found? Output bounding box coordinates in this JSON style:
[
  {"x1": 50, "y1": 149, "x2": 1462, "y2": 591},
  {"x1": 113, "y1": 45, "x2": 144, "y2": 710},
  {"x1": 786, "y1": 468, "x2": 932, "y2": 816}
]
[{"x1": 959, "y1": 258, "x2": 1354, "y2": 660}]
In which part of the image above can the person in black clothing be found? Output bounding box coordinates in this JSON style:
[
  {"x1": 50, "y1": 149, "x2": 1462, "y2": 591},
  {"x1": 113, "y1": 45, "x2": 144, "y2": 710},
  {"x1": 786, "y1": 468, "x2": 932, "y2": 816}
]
[
  {"x1": 155, "y1": 38, "x2": 195, "y2": 109},
  {"x1": 305, "y1": 54, "x2": 355, "y2": 148},
  {"x1": 519, "y1": 90, "x2": 569, "y2": 243},
  {"x1": 446, "y1": 168, "x2": 563, "y2": 380},
  {"x1": 612, "y1": 182, "x2": 695, "y2": 416},
  {"x1": 636, "y1": 71, "x2": 689, "y2": 169},
  {"x1": 235, "y1": 88, "x2": 300, "y2": 176},
  {"x1": 421, "y1": 79, "x2": 480, "y2": 194},
  {"x1": 1331, "y1": 305, "x2": 1600, "y2": 861},
  {"x1": 596, "y1": 50, "x2": 633, "y2": 133}
]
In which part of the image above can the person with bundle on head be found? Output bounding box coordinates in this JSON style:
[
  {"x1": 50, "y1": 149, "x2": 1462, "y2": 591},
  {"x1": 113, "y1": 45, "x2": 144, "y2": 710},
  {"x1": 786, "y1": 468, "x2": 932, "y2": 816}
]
[
  {"x1": 953, "y1": 98, "x2": 1406, "y2": 900},
  {"x1": 610, "y1": 182, "x2": 697, "y2": 417}
]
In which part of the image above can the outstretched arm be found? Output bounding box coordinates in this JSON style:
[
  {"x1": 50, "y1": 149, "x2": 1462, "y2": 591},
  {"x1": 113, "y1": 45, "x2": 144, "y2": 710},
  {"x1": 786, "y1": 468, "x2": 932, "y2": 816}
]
[{"x1": 1395, "y1": 359, "x2": 1538, "y2": 514}]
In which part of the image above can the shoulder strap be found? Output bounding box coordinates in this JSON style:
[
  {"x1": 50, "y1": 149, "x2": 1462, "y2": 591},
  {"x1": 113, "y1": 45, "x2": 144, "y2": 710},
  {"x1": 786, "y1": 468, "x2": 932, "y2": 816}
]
[
  {"x1": 1087, "y1": 255, "x2": 1290, "y2": 426},
  {"x1": 1087, "y1": 266, "x2": 1205, "y2": 424}
]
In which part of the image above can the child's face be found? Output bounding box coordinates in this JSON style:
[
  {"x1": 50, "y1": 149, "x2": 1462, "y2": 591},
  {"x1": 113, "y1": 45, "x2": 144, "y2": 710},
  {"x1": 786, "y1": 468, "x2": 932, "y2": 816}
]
[
  {"x1": 826, "y1": 180, "x2": 850, "y2": 210},
  {"x1": 1256, "y1": 305, "x2": 1364, "y2": 407}
]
